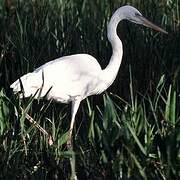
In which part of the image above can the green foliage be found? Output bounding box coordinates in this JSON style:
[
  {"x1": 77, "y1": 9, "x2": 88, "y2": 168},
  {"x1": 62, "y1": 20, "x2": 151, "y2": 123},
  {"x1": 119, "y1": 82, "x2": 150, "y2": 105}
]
[
  {"x1": 79, "y1": 75, "x2": 179, "y2": 179},
  {"x1": 0, "y1": 0, "x2": 179, "y2": 179}
]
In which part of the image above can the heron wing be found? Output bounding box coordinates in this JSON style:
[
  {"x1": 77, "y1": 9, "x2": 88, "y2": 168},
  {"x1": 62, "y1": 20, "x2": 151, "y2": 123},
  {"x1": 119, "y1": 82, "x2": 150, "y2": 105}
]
[{"x1": 11, "y1": 54, "x2": 102, "y2": 102}]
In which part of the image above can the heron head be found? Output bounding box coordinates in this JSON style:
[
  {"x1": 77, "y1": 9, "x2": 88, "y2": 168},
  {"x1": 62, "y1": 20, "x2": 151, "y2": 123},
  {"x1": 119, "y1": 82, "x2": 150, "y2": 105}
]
[{"x1": 121, "y1": 5, "x2": 168, "y2": 34}]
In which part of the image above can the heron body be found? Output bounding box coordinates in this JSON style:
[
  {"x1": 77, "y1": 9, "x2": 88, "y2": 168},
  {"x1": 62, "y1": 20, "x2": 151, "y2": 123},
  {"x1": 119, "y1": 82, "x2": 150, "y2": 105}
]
[
  {"x1": 12, "y1": 54, "x2": 103, "y2": 101},
  {"x1": 10, "y1": 5, "x2": 167, "y2": 145}
]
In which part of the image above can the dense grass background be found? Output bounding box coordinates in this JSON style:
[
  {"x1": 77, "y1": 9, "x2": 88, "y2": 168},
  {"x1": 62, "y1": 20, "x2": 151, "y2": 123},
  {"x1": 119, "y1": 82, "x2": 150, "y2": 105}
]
[{"x1": 0, "y1": 0, "x2": 179, "y2": 179}]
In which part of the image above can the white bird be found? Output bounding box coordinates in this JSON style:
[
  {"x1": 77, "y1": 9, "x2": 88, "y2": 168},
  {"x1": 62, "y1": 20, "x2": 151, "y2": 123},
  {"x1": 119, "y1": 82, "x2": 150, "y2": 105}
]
[{"x1": 10, "y1": 5, "x2": 167, "y2": 146}]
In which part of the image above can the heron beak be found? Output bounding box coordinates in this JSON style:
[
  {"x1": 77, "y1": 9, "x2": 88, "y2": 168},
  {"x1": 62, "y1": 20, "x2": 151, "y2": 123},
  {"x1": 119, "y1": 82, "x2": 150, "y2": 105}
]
[{"x1": 138, "y1": 15, "x2": 168, "y2": 34}]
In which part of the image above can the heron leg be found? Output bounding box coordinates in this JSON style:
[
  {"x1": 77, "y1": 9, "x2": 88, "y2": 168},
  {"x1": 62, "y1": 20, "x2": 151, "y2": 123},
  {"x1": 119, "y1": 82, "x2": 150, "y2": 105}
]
[{"x1": 67, "y1": 99, "x2": 81, "y2": 148}]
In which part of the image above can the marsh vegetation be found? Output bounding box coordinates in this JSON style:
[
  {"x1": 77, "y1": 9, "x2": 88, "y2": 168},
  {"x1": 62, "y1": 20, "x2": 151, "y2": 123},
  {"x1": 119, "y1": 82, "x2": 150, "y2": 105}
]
[{"x1": 0, "y1": 0, "x2": 179, "y2": 179}]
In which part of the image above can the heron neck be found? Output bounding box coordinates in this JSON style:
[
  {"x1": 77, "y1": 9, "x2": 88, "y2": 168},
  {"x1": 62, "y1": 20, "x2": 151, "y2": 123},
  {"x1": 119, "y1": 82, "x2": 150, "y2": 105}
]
[{"x1": 102, "y1": 11, "x2": 123, "y2": 89}]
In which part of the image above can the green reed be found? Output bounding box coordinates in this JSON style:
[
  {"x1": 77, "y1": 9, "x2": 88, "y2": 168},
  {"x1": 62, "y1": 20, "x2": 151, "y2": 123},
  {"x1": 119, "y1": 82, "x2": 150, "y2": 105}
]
[{"x1": 0, "y1": 0, "x2": 179, "y2": 179}]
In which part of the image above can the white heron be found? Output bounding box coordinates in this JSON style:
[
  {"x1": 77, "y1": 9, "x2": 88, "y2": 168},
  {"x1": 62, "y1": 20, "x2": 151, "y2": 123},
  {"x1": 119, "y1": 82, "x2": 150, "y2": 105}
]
[{"x1": 10, "y1": 5, "x2": 167, "y2": 146}]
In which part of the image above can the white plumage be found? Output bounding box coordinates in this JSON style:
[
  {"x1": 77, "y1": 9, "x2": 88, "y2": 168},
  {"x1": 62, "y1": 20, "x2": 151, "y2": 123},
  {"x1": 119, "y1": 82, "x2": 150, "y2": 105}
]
[{"x1": 10, "y1": 5, "x2": 167, "y2": 146}]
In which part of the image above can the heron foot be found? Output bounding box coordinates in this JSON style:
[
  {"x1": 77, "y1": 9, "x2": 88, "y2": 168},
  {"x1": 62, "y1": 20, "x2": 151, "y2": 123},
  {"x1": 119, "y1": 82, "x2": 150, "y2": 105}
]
[{"x1": 70, "y1": 175, "x2": 78, "y2": 180}]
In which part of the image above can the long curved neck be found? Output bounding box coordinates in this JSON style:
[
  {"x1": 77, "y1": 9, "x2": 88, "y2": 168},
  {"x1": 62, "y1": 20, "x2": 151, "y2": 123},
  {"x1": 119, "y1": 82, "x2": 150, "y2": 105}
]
[{"x1": 101, "y1": 10, "x2": 123, "y2": 89}]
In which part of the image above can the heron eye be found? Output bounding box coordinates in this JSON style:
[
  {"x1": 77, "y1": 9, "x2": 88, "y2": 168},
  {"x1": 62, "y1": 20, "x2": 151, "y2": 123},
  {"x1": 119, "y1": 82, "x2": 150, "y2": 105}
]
[{"x1": 135, "y1": 13, "x2": 141, "y2": 17}]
